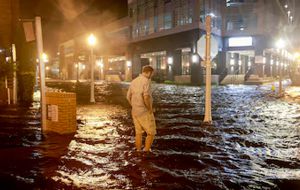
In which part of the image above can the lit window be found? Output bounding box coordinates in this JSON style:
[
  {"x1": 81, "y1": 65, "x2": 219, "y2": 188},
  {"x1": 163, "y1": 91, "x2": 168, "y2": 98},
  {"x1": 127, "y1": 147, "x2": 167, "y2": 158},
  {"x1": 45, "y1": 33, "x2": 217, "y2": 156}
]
[
  {"x1": 182, "y1": 53, "x2": 191, "y2": 75},
  {"x1": 230, "y1": 59, "x2": 235, "y2": 66},
  {"x1": 228, "y1": 37, "x2": 253, "y2": 47}
]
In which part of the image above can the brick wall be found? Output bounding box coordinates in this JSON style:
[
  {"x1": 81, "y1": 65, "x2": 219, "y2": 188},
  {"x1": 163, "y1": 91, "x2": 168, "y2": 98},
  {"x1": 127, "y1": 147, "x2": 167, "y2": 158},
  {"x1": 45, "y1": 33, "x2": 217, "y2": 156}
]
[{"x1": 45, "y1": 92, "x2": 77, "y2": 134}]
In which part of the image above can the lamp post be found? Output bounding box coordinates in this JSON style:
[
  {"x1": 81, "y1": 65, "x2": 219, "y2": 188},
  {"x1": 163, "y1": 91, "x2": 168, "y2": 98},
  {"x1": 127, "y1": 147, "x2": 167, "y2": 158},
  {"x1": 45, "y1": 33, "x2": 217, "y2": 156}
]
[
  {"x1": 97, "y1": 59, "x2": 104, "y2": 80},
  {"x1": 276, "y1": 39, "x2": 285, "y2": 96},
  {"x1": 75, "y1": 63, "x2": 79, "y2": 82},
  {"x1": 87, "y1": 34, "x2": 97, "y2": 103},
  {"x1": 125, "y1": 60, "x2": 132, "y2": 81},
  {"x1": 167, "y1": 56, "x2": 173, "y2": 81},
  {"x1": 46, "y1": 66, "x2": 50, "y2": 78}
]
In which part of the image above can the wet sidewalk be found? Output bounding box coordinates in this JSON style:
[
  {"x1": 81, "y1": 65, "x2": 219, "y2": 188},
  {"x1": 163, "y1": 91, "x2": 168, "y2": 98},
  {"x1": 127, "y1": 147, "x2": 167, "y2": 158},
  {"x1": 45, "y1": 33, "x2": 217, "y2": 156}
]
[{"x1": 0, "y1": 82, "x2": 300, "y2": 189}]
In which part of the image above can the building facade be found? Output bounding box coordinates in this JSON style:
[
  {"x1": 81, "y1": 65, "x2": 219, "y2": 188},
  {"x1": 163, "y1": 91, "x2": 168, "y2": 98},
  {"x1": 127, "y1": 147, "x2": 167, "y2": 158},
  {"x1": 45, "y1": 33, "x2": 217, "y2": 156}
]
[
  {"x1": 57, "y1": 0, "x2": 295, "y2": 84},
  {"x1": 59, "y1": 17, "x2": 131, "y2": 82},
  {"x1": 223, "y1": 0, "x2": 293, "y2": 83},
  {"x1": 128, "y1": 0, "x2": 223, "y2": 84}
]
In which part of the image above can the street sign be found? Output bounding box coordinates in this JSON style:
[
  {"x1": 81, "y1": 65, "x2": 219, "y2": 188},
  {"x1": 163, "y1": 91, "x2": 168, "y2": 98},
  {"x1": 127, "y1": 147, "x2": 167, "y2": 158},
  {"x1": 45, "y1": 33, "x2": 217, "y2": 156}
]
[
  {"x1": 23, "y1": 22, "x2": 35, "y2": 42},
  {"x1": 197, "y1": 35, "x2": 219, "y2": 61}
]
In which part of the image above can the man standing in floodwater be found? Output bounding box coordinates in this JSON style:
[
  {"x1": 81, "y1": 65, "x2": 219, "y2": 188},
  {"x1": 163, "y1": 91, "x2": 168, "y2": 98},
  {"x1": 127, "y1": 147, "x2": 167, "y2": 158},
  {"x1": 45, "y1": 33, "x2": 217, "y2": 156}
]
[{"x1": 126, "y1": 65, "x2": 156, "y2": 155}]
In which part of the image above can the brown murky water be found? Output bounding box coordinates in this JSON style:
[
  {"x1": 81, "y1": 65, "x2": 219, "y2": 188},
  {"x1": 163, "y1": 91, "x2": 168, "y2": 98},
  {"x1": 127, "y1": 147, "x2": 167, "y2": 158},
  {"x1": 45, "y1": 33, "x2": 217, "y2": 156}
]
[{"x1": 0, "y1": 82, "x2": 299, "y2": 189}]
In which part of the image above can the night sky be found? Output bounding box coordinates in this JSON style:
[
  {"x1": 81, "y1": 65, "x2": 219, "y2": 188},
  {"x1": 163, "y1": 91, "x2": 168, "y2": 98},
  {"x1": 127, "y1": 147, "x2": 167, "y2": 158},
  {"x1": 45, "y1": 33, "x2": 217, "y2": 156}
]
[
  {"x1": 2, "y1": 0, "x2": 300, "y2": 54},
  {"x1": 19, "y1": 0, "x2": 128, "y2": 56}
]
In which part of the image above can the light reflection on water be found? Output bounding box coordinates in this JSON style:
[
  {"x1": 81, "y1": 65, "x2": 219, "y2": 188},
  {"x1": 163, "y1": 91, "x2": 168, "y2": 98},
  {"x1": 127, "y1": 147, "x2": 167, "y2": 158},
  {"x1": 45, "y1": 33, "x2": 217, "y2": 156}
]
[
  {"x1": 52, "y1": 104, "x2": 134, "y2": 189},
  {"x1": 48, "y1": 83, "x2": 300, "y2": 189},
  {"x1": 1, "y1": 82, "x2": 298, "y2": 189}
]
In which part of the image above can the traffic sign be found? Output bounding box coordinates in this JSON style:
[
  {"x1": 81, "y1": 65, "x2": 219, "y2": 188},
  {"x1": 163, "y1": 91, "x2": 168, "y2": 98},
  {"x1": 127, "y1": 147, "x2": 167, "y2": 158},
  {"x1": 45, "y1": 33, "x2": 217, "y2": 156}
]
[{"x1": 197, "y1": 35, "x2": 219, "y2": 60}]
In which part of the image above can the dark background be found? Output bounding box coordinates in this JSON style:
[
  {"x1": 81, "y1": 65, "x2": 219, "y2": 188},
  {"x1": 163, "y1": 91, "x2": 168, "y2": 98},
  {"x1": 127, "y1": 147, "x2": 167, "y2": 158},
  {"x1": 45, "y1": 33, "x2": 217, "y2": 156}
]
[{"x1": 0, "y1": 0, "x2": 128, "y2": 55}]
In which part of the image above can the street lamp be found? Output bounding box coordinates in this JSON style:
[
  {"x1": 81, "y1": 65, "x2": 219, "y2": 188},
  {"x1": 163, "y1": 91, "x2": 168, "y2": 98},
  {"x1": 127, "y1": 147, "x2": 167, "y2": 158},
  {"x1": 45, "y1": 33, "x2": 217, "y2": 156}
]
[
  {"x1": 191, "y1": 53, "x2": 199, "y2": 63},
  {"x1": 87, "y1": 34, "x2": 97, "y2": 103},
  {"x1": 167, "y1": 56, "x2": 173, "y2": 65},
  {"x1": 97, "y1": 59, "x2": 104, "y2": 80},
  {"x1": 270, "y1": 58, "x2": 274, "y2": 76},
  {"x1": 276, "y1": 38, "x2": 285, "y2": 96},
  {"x1": 46, "y1": 66, "x2": 50, "y2": 78},
  {"x1": 42, "y1": 53, "x2": 49, "y2": 63},
  {"x1": 276, "y1": 39, "x2": 285, "y2": 49},
  {"x1": 75, "y1": 63, "x2": 79, "y2": 82},
  {"x1": 167, "y1": 56, "x2": 173, "y2": 80},
  {"x1": 126, "y1": 60, "x2": 132, "y2": 67}
]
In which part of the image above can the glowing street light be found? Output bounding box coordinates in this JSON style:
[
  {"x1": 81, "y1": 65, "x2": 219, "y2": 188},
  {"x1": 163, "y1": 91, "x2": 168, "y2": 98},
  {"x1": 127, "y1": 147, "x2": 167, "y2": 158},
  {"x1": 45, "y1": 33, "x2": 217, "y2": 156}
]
[
  {"x1": 87, "y1": 33, "x2": 97, "y2": 103},
  {"x1": 87, "y1": 34, "x2": 97, "y2": 47},
  {"x1": 42, "y1": 53, "x2": 49, "y2": 63},
  {"x1": 276, "y1": 39, "x2": 285, "y2": 49},
  {"x1": 126, "y1": 60, "x2": 132, "y2": 67},
  {"x1": 167, "y1": 56, "x2": 173, "y2": 65},
  {"x1": 192, "y1": 54, "x2": 199, "y2": 63}
]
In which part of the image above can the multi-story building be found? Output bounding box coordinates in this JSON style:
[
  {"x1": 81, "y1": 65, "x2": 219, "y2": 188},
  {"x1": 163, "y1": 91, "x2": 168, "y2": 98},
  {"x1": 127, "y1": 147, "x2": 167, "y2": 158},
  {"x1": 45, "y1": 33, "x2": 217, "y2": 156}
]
[
  {"x1": 58, "y1": 0, "x2": 295, "y2": 84},
  {"x1": 127, "y1": 0, "x2": 294, "y2": 84},
  {"x1": 223, "y1": 0, "x2": 293, "y2": 84},
  {"x1": 128, "y1": 0, "x2": 223, "y2": 84}
]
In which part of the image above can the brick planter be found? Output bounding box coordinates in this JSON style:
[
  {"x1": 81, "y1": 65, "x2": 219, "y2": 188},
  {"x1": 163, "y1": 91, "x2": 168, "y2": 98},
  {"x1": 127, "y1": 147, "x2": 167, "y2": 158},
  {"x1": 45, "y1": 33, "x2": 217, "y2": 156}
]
[{"x1": 45, "y1": 92, "x2": 77, "y2": 134}]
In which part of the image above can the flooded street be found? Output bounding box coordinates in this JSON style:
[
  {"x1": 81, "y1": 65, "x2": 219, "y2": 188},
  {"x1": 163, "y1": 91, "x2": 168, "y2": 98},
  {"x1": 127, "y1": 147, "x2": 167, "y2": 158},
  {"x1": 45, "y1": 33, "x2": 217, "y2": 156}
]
[{"x1": 0, "y1": 82, "x2": 300, "y2": 189}]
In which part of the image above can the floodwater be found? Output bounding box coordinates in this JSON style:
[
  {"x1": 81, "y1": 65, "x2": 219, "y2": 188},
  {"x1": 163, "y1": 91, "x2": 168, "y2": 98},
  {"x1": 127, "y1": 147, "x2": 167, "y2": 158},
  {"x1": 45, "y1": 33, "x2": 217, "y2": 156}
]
[{"x1": 0, "y1": 81, "x2": 299, "y2": 189}]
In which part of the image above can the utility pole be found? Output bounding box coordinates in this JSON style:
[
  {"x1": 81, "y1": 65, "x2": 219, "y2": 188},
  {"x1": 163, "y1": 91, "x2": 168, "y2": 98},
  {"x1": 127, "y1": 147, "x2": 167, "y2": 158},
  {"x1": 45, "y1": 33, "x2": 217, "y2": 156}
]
[
  {"x1": 203, "y1": 16, "x2": 212, "y2": 124},
  {"x1": 87, "y1": 34, "x2": 96, "y2": 103},
  {"x1": 276, "y1": 38, "x2": 285, "y2": 96},
  {"x1": 35, "y1": 16, "x2": 46, "y2": 132},
  {"x1": 76, "y1": 63, "x2": 79, "y2": 82},
  {"x1": 90, "y1": 48, "x2": 95, "y2": 103},
  {"x1": 279, "y1": 51, "x2": 283, "y2": 96},
  {"x1": 12, "y1": 44, "x2": 17, "y2": 104}
]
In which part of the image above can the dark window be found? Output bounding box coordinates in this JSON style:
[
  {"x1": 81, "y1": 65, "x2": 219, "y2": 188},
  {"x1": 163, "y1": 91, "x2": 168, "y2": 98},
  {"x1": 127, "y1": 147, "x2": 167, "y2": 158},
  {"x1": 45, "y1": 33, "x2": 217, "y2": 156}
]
[{"x1": 164, "y1": 1, "x2": 172, "y2": 29}]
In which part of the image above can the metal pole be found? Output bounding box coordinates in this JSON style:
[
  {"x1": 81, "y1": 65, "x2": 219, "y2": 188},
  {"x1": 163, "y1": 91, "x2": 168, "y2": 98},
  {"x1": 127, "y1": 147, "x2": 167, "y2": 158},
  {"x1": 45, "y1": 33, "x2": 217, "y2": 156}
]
[
  {"x1": 204, "y1": 15, "x2": 212, "y2": 123},
  {"x1": 12, "y1": 44, "x2": 17, "y2": 104},
  {"x1": 35, "y1": 64, "x2": 39, "y2": 87},
  {"x1": 5, "y1": 76, "x2": 10, "y2": 104},
  {"x1": 279, "y1": 50, "x2": 282, "y2": 95},
  {"x1": 90, "y1": 48, "x2": 95, "y2": 103},
  {"x1": 77, "y1": 63, "x2": 79, "y2": 82},
  {"x1": 35, "y1": 16, "x2": 46, "y2": 132}
]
